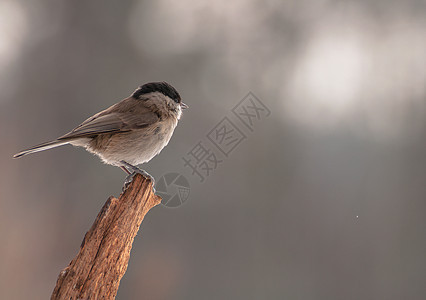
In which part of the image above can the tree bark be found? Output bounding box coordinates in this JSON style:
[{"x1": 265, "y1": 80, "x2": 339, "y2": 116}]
[{"x1": 51, "y1": 174, "x2": 161, "y2": 300}]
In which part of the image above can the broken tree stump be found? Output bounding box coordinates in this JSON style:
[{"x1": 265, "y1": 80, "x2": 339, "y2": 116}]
[{"x1": 51, "y1": 174, "x2": 161, "y2": 300}]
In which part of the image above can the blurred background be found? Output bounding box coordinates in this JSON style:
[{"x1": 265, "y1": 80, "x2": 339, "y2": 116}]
[{"x1": 1, "y1": 0, "x2": 425, "y2": 299}]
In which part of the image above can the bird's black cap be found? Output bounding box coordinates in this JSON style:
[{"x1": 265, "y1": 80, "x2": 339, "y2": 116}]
[{"x1": 132, "y1": 82, "x2": 181, "y2": 103}]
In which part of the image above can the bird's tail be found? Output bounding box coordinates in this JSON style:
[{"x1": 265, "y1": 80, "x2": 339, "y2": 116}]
[{"x1": 13, "y1": 140, "x2": 70, "y2": 158}]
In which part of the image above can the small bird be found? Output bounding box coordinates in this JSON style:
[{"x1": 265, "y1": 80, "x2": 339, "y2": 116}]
[{"x1": 14, "y1": 82, "x2": 187, "y2": 179}]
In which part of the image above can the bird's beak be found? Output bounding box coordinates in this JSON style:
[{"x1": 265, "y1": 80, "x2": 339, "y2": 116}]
[{"x1": 180, "y1": 102, "x2": 189, "y2": 109}]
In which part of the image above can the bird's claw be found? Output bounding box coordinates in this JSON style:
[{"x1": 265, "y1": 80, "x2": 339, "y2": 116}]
[
  {"x1": 122, "y1": 170, "x2": 156, "y2": 192},
  {"x1": 120, "y1": 160, "x2": 155, "y2": 192}
]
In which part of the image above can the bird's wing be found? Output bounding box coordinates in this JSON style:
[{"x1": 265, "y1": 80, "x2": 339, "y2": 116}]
[{"x1": 58, "y1": 110, "x2": 159, "y2": 140}]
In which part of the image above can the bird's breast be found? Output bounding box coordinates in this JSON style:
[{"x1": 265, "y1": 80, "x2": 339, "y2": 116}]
[{"x1": 88, "y1": 117, "x2": 178, "y2": 166}]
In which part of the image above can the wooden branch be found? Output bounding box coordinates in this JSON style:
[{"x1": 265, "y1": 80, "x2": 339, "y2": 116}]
[{"x1": 51, "y1": 174, "x2": 161, "y2": 300}]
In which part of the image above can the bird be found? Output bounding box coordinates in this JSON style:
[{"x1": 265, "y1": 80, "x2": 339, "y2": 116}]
[{"x1": 13, "y1": 81, "x2": 188, "y2": 181}]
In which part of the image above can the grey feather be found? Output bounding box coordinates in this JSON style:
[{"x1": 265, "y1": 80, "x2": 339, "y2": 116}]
[
  {"x1": 58, "y1": 112, "x2": 159, "y2": 140},
  {"x1": 13, "y1": 140, "x2": 70, "y2": 158}
]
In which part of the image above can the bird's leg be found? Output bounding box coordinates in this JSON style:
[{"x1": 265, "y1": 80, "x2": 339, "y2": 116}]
[
  {"x1": 120, "y1": 160, "x2": 155, "y2": 191},
  {"x1": 120, "y1": 166, "x2": 132, "y2": 175},
  {"x1": 121, "y1": 161, "x2": 153, "y2": 180}
]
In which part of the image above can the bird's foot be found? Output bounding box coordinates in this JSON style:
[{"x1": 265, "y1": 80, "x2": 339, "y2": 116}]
[{"x1": 121, "y1": 161, "x2": 155, "y2": 191}]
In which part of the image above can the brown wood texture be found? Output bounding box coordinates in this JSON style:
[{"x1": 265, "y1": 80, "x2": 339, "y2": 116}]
[{"x1": 51, "y1": 174, "x2": 161, "y2": 300}]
